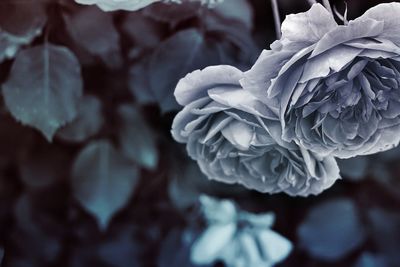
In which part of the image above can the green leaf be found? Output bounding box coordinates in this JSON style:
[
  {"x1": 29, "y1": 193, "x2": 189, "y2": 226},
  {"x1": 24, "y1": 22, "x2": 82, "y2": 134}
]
[
  {"x1": 71, "y1": 140, "x2": 139, "y2": 230},
  {"x1": 57, "y1": 95, "x2": 103, "y2": 143},
  {"x1": 118, "y1": 105, "x2": 158, "y2": 170},
  {"x1": 2, "y1": 44, "x2": 83, "y2": 141}
]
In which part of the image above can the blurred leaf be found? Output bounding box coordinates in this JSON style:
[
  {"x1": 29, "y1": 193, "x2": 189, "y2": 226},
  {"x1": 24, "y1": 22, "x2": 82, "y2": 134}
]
[
  {"x1": 368, "y1": 208, "x2": 400, "y2": 266},
  {"x1": 354, "y1": 253, "x2": 388, "y2": 267},
  {"x1": 19, "y1": 145, "x2": 70, "y2": 189},
  {"x1": 212, "y1": 0, "x2": 253, "y2": 30},
  {"x1": 118, "y1": 104, "x2": 158, "y2": 170},
  {"x1": 168, "y1": 163, "x2": 208, "y2": 211},
  {"x1": 168, "y1": 160, "x2": 248, "y2": 212},
  {"x1": 122, "y1": 13, "x2": 165, "y2": 56},
  {"x1": 159, "y1": 229, "x2": 211, "y2": 267},
  {"x1": 203, "y1": 13, "x2": 258, "y2": 67},
  {"x1": 97, "y1": 226, "x2": 141, "y2": 267},
  {"x1": 71, "y1": 140, "x2": 139, "y2": 230},
  {"x1": 2, "y1": 44, "x2": 83, "y2": 141},
  {"x1": 143, "y1": 1, "x2": 201, "y2": 25},
  {"x1": 129, "y1": 60, "x2": 156, "y2": 104},
  {"x1": 57, "y1": 95, "x2": 103, "y2": 143},
  {"x1": 337, "y1": 156, "x2": 369, "y2": 181},
  {"x1": 63, "y1": 6, "x2": 122, "y2": 69},
  {"x1": 146, "y1": 29, "x2": 220, "y2": 112},
  {"x1": 0, "y1": 1, "x2": 46, "y2": 62},
  {"x1": 12, "y1": 193, "x2": 64, "y2": 264},
  {"x1": 298, "y1": 198, "x2": 366, "y2": 261}
]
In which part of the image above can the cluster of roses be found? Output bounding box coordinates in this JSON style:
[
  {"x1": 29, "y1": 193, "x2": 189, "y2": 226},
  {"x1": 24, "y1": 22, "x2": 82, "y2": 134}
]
[{"x1": 172, "y1": 3, "x2": 400, "y2": 196}]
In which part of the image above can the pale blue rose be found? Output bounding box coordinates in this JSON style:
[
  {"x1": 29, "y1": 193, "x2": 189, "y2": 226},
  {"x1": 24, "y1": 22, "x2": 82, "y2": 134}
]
[
  {"x1": 171, "y1": 65, "x2": 340, "y2": 196},
  {"x1": 242, "y1": 3, "x2": 400, "y2": 159}
]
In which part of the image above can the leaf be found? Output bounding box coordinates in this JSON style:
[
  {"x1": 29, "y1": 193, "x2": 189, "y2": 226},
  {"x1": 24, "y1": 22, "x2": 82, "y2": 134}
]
[
  {"x1": 63, "y1": 6, "x2": 122, "y2": 69},
  {"x1": 0, "y1": 1, "x2": 47, "y2": 62},
  {"x1": 71, "y1": 140, "x2": 139, "y2": 230},
  {"x1": 147, "y1": 29, "x2": 221, "y2": 112},
  {"x1": 337, "y1": 156, "x2": 369, "y2": 181},
  {"x1": 97, "y1": 226, "x2": 141, "y2": 267},
  {"x1": 354, "y1": 253, "x2": 388, "y2": 267},
  {"x1": 297, "y1": 198, "x2": 366, "y2": 261},
  {"x1": 19, "y1": 145, "x2": 70, "y2": 189},
  {"x1": 2, "y1": 44, "x2": 83, "y2": 141},
  {"x1": 212, "y1": 0, "x2": 253, "y2": 30},
  {"x1": 367, "y1": 208, "x2": 400, "y2": 266},
  {"x1": 57, "y1": 95, "x2": 103, "y2": 143},
  {"x1": 122, "y1": 13, "x2": 165, "y2": 53},
  {"x1": 158, "y1": 229, "x2": 212, "y2": 267},
  {"x1": 118, "y1": 104, "x2": 158, "y2": 170},
  {"x1": 129, "y1": 60, "x2": 157, "y2": 104},
  {"x1": 143, "y1": 1, "x2": 201, "y2": 26},
  {"x1": 13, "y1": 193, "x2": 63, "y2": 263}
]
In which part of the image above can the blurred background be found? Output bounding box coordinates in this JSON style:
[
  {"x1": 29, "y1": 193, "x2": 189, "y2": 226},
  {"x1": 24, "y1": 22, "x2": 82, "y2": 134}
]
[{"x1": 0, "y1": 0, "x2": 399, "y2": 266}]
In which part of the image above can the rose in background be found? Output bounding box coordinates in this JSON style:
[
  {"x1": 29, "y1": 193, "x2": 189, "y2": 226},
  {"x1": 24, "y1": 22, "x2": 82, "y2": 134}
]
[
  {"x1": 171, "y1": 65, "x2": 340, "y2": 196},
  {"x1": 242, "y1": 3, "x2": 400, "y2": 159}
]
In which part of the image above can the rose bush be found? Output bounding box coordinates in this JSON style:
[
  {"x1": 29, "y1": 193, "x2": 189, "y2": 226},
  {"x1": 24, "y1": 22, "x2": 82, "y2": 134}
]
[
  {"x1": 242, "y1": 3, "x2": 400, "y2": 158},
  {"x1": 171, "y1": 65, "x2": 340, "y2": 196}
]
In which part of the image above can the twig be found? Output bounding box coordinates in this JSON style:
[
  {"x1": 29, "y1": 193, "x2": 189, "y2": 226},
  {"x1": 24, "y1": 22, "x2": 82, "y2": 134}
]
[
  {"x1": 322, "y1": 0, "x2": 334, "y2": 14},
  {"x1": 306, "y1": 0, "x2": 317, "y2": 6},
  {"x1": 270, "y1": 0, "x2": 281, "y2": 39}
]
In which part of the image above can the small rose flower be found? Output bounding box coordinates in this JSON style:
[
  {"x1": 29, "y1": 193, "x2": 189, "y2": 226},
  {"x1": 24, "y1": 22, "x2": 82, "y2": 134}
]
[
  {"x1": 191, "y1": 195, "x2": 292, "y2": 267},
  {"x1": 171, "y1": 65, "x2": 340, "y2": 196},
  {"x1": 242, "y1": 3, "x2": 400, "y2": 159}
]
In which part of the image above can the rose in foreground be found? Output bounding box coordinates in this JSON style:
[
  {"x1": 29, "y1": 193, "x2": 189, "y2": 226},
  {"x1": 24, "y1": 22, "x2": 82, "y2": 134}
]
[
  {"x1": 242, "y1": 3, "x2": 400, "y2": 159},
  {"x1": 171, "y1": 65, "x2": 340, "y2": 196}
]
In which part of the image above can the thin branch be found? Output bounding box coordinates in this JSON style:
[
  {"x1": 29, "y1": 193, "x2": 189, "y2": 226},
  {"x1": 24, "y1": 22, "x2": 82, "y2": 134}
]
[
  {"x1": 306, "y1": 0, "x2": 317, "y2": 6},
  {"x1": 270, "y1": 0, "x2": 281, "y2": 39},
  {"x1": 322, "y1": 0, "x2": 333, "y2": 14}
]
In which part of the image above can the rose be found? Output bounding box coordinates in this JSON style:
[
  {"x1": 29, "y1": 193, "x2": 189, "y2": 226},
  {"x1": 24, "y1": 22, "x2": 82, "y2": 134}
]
[
  {"x1": 190, "y1": 195, "x2": 292, "y2": 267},
  {"x1": 241, "y1": 3, "x2": 400, "y2": 159},
  {"x1": 171, "y1": 65, "x2": 340, "y2": 196}
]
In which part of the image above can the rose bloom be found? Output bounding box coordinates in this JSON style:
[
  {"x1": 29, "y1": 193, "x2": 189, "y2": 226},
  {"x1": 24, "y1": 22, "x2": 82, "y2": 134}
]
[
  {"x1": 171, "y1": 65, "x2": 340, "y2": 196},
  {"x1": 242, "y1": 3, "x2": 400, "y2": 158}
]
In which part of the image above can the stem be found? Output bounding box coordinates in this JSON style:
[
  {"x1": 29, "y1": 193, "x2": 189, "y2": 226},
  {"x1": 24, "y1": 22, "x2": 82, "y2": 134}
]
[
  {"x1": 322, "y1": 0, "x2": 333, "y2": 14},
  {"x1": 270, "y1": 0, "x2": 281, "y2": 39},
  {"x1": 306, "y1": 0, "x2": 317, "y2": 5}
]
